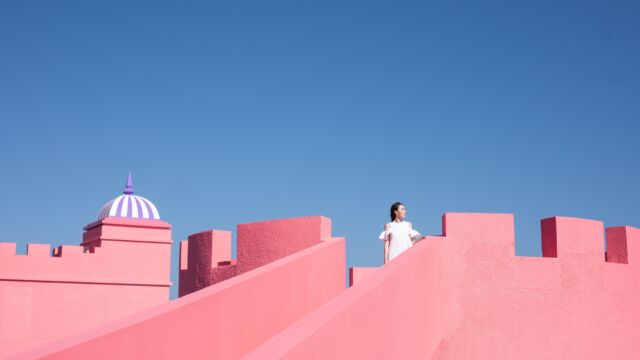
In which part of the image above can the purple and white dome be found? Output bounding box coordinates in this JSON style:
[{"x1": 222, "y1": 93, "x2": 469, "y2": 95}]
[{"x1": 97, "y1": 172, "x2": 160, "y2": 220}]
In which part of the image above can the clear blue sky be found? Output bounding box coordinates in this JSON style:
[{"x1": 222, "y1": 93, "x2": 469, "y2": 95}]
[{"x1": 1, "y1": 1, "x2": 638, "y2": 299}]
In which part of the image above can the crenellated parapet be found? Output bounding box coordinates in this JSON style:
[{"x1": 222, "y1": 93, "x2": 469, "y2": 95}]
[
  {"x1": 0, "y1": 216, "x2": 173, "y2": 358},
  {"x1": 0, "y1": 217, "x2": 172, "y2": 286},
  {"x1": 539, "y1": 216, "x2": 640, "y2": 268},
  {"x1": 435, "y1": 213, "x2": 640, "y2": 359},
  {"x1": 439, "y1": 213, "x2": 640, "y2": 266},
  {"x1": 605, "y1": 225, "x2": 639, "y2": 264},
  {"x1": 541, "y1": 216, "x2": 604, "y2": 263},
  {"x1": 252, "y1": 213, "x2": 640, "y2": 359},
  {"x1": 0, "y1": 242, "x2": 88, "y2": 282}
]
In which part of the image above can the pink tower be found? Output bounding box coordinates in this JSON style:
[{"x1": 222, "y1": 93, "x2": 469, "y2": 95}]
[{"x1": 0, "y1": 173, "x2": 173, "y2": 358}]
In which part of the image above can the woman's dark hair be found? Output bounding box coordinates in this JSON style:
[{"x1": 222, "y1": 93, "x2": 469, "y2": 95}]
[{"x1": 390, "y1": 202, "x2": 404, "y2": 221}]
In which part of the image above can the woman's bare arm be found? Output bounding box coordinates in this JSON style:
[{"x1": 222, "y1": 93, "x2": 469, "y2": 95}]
[
  {"x1": 384, "y1": 241, "x2": 389, "y2": 264},
  {"x1": 384, "y1": 223, "x2": 390, "y2": 264}
]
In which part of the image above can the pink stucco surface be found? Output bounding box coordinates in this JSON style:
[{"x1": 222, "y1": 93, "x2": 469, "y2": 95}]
[
  {"x1": 179, "y1": 230, "x2": 236, "y2": 296},
  {"x1": 180, "y1": 216, "x2": 332, "y2": 296},
  {"x1": 348, "y1": 266, "x2": 378, "y2": 287},
  {"x1": 4, "y1": 213, "x2": 639, "y2": 359},
  {"x1": 432, "y1": 214, "x2": 640, "y2": 359},
  {"x1": 247, "y1": 213, "x2": 640, "y2": 359},
  {"x1": 245, "y1": 236, "x2": 444, "y2": 359},
  {"x1": 12, "y1": 237, "x2": 346, "y2": 360},
  {"x1": 237, "y1": 216, "x2": 332, "y2": 274},
  {"x1": 606, "y1": 225, "x2": 634, "y2": 264},
  {"x1": 0, "y1": 218, "x2": 172, "y2": 358}
]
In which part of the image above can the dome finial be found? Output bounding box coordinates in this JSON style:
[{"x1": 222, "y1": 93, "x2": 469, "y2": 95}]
[{"x1": 123, "y1": 171, "x2": 134, "y2": 194}]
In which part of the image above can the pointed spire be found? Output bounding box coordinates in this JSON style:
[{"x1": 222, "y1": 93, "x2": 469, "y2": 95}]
[{"x1": 123, "y1": 171, "x2": 134, "y2": 194}]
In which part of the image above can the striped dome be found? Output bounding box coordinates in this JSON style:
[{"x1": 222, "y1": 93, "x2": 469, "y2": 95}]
[{"x1": 97, "y1": 172, "x2": 161, "y2": 220}]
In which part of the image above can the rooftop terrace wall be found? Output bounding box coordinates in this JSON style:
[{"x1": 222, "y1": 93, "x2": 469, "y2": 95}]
[
  {"x1": 0, "y1": 218, "x2": 172, "y2": 358},
  {"x1": 6, "y1": 213, "x2": 638, "y2": 359},
  {"x1": 246, "y1": 213, "x2": 640, "y2": 359},
  {"x1": 12, "y1": 236, "x2": 346, "y2": 359}
]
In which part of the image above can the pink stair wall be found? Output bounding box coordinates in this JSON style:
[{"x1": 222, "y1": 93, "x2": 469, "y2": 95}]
[
  {"x1": 247, "y1": 213, "x2": 640, "y2": 359},
  {"x1": 0, "y1": 217, "x2": 172, "y2": 358},
  {"x1": 246, "y1": 235, "x2": 445, "y2": 359}
]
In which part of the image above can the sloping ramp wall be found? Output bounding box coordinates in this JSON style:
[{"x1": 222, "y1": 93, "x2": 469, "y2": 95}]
[
  {"x1": 9, "y1": 237, "x2": 345, "y2": 360},
  {"x1": 245, "y1": 235, "x2": 445, "y2": 359}
]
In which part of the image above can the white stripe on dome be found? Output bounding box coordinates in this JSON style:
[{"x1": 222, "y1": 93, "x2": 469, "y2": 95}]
[
  {"x1": 108, "y1": 195, "x2": 125, "y2": 217},
  {"x1": 141, "y1": 197, "x2": 154, "y2": 219},
  {"x1": 131, "y1": 196, "x2": 139, "y2": 217},
  {"x1": 138, "y1": 196, "x2": 150, "y2": 218},
  {"x1": 120, "y1": 196, "x2": 130, "y2": 217},
  {"x1": 143, "y1": 197, "x2": 160, "y2": 219}
]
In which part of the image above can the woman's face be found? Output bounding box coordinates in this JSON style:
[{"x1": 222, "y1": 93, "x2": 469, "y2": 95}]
[{"x1": 395, "y1": 205, "x2": 407, "y2": 221}]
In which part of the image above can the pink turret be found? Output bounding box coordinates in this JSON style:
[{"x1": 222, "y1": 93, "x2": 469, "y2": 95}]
[{"x1": 179, "y1": 216, "x2": 332, "y2": 296}]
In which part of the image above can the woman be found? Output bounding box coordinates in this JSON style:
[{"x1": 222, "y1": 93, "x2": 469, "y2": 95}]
[{"x1": 379, "y1": 202, "x2": 423, "y2": 264}]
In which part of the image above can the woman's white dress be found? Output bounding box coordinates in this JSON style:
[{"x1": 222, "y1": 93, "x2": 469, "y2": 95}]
[{"x1": 379, "y1": 221, "x2": 422, "y2": 261}]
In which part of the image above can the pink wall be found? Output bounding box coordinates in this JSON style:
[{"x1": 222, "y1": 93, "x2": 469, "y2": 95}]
[
  {"x1": 237, "y1": 216, "x2": 332, "y2": 274},
  {"x1": 245, "y1": 236, "x2": 444, "y2": 359},
  {"x1": 13, "y1": 237, "x2": 346, "y2": 360},
  {"x1": 179, "y1": 216, "x2": 332, "y2": 296},
  {"x1": 179, "y1": 230, "x2": 236, "y2": 297},
  {"x1": 5, "y1": 213, "x2": 639, "y2": 359},
  {"x1": 348, "y1": 267, "x2": 378, "y2": 287},
  {"x1": 246, "y1": 213, "x2": 640, "y2": 359},
  {"x1": 0, "y1": 218, "x2": 172, "y2": 358},
  {"x1": 432, "y1": 214, "x2": 640, "y2": 359}
]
